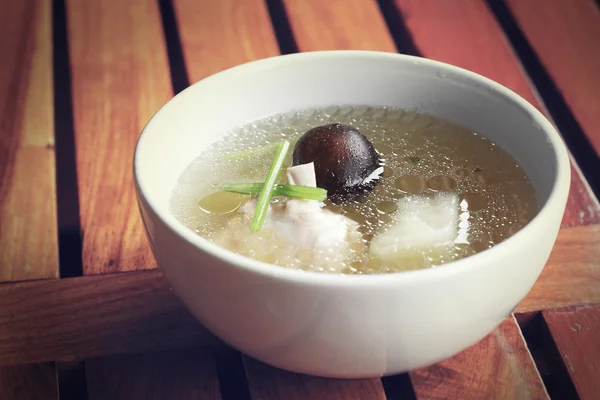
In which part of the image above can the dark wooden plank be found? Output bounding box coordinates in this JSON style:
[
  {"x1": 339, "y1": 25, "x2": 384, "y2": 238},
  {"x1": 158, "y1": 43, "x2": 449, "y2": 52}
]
[
  {"x1": 0, "y1": 270, "x2": 219, "y2": 366},
  {"x1": 543, "y1": 304, "x2": 600, "y2": 400},
  {"x1": 410, "y1": 316, "x2": 548, "y2": 400},
  {"x1": 174, "y1": 0, "x2": 279, "y2": 82},
  {"x1": 0, "y1": 363, "x2": 58, "y2": 400},
  {"x1": 393, "y1": 0, "x2": 600, "y2": 228},
  {"x1": 508, "y1": 0, "x2": 600, "y2": 157},
  {"x1": 517, "y1": 224, "x2": 600, "y2": 313},
  {"x1": 66, "y1": 0, "x2": 173, "y2": 274},
  {"x1": 244, "y1": 358, "x2": 386, "y2": 400},
  {"x1": 0, "y1": 0, "x2": 58, "y2": 281},
  {"x1": 86, "y1": 348, "x2": 221, "y2": 400},
  {"x1": 283, "y1": 0, "x2": 396, "y2": 52},
  {"x1": 0, "y1": 1, "x2": 60, "y2": 397},
  {"x1": 0, "y1": 224, "x2": 596, "y2": 366}
]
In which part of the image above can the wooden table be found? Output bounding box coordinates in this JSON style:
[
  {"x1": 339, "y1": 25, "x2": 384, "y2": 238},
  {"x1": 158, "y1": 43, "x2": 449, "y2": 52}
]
[{"x1": 2, "y1": 0, "x2": 599, "y2": 399}]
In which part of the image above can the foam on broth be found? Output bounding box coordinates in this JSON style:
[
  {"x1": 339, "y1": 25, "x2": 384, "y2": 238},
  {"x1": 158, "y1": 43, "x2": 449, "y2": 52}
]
[{"x1": 170, "y1": 105, "x2": 538, "y2": 274}]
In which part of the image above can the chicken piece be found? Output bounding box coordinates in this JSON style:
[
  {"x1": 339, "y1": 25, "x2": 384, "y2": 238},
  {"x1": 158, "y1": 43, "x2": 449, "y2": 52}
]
[
  {"x1": 369, "y1": 193, "x2": 461, "y2": 271},
  {"x1": 213, "y1": 163, "x2": 365, "y2": 272}
]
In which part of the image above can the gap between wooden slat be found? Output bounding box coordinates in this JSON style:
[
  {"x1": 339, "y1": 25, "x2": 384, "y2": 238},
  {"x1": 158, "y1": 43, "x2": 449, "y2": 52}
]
[
  {"x1": 243, "y1": 357, "x2": 386, "y2": 400},
  {"x1": 0, "y1": 363, "x2": 59, "y2": 400},
  {"x1": 409, "y1": 316, "x2": 549, "y2": 400},
  {"x1": 514, "y1": 312, "x2": 579, "y2": 399},
  {"x1": 86, "y1": 348, "x2": 221, "y2": 400},
  {"x1": 173, "y1": 0, "x2": 280, "y2": 83},
  {"x1": 66, "y1": 0, "x2": 173, "y2": 274},
  {"x1": 265, "y1": 0, "x2": 298, "y2": 54},
  {"x1": 283, "y1": 0, "x2": 396, "y2": 52},
  {"x1": 157, "y1": 0, "x2": 190, "y2": 94},
  {"x1": 392, "y1": 0, "x2": 600, "y2": 228},
  {"x1": 543, "y1": 304, "x2": 600, "y2": 400},
  {"x1": 53, "y1": 0, "x2": 84, "y2": 279},
  {"x1": 488, "y1": 0, "x2": 600, "y2": 213},
  {"x1": 56, "y1": 362, "x2": 89, "y2": 400},
  {"x1": 506, "y1": 0, "x2": 600, "y2": 159}
]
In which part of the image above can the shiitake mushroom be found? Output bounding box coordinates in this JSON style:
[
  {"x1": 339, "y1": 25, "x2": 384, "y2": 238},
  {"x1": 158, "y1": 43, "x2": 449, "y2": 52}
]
[{"x1": 292, "y1": 124, "x2": 383, "y2": 203}]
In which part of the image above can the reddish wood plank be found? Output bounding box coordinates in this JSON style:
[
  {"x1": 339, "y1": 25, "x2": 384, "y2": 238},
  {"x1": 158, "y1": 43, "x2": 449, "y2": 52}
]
[
  {"x1": 86, "y1": 348, "x2": 221, "y2": 400},
  {"x1": 508, "y1": 0, "x2": 600, "y2": 157},
  {"x1": 543, "y1": 304, "x2": 600, "y2": 400},
  {"x1": 283, "y1": 0, "x2": 396, "y2": 52},
  {"x1": 0, "y1": 270, "x2": 219, "y2": 366},
  {"x1": 174, "y1": 0, "x2": 279, "y2": 82},
  {"x1": 394, "y1": 0, "x2": 600, "y2": 227},
  {"x1": 244, "y1": 358, "x2": 386, "y2": 400},
  {"x1": 410, "y1": 316, "x2": 548, "y2": 400},
  {"x1": 0, "y1": 363, "x2": 58, "y2": 400},
  {"x1": 517, "y1": 224, "x2": 600, "y2": 313},
  {"x1": 0, "y1": 0, "x2": 58, "y2": 281},
  {"x1": 67, "y1": 0, "x2": 173, "y2": 274}
]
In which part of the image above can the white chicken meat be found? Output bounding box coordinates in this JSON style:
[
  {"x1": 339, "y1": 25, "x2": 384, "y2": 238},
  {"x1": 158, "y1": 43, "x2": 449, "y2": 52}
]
[{"x1": 214, "y1": 162, "x2": 364, "y2": 272}]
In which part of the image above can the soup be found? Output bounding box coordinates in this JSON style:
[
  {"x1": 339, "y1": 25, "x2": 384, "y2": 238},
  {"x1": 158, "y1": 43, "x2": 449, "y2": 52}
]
[{"x1": 170, "y1": 105, "x2": 538, "y2": 274}]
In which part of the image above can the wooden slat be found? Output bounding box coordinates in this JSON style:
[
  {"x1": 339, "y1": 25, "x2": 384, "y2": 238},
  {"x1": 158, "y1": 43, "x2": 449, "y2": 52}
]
[
  {"x1": 543, "y1": 304, "x2": 600, "y2": 400},
  {"x1": 410, "y1": 316, "x2": 548, "y2": 400},
  {"x1": 0, "y1": 363, "x2": 58, "y2": 400},
  {"x1": 0, "y1": 224, "x2": 596, "y2": 366},
  {"x1": 244, "y1": 358, "x2": 386, "y2": 400},
  {"x1": 393, "y1": 0, "x2": 600, "y2": 228},
  {"x1": 0, "y1": 0, "x2": 57, "y2": 281},
  {"x1": 508, "y1": 0, "x2": 600, "y2": 157},
  {"x1": 67, "y1": 0, "x2": 173, "y2": 274},
  {"x1": 283, "y1": 0, "x2": 396, "y2": 51},
  {"x1": 0, "y1": 1, "x2": 60, "y2": 397},
  {"x1": 0, "y1": 269, "x2": 219, "y2": 366},
  {"x1": 86, "y1": 348, "x2": 221, "y2": 400},
  {"x1": 174, "y1": 0, "x2": 279, "y2": 82},
  {"x1": 81, "y1": 2, "x2": 277, "y2": 397},
  {"x1": 517, "y1": 224, "x2": 600, "y2": 313}
]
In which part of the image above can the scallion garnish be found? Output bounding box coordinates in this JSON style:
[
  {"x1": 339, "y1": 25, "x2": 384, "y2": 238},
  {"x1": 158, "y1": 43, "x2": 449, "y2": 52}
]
[
  {"x1": 408, "y1": 156, "x2": 421, "y2": 165},
  {"x1": 222, "y1": 183, "x2": 327, "y2": 201},
  {"x1": 250, "y1": 140, "x2": 290, "y2": 231}
]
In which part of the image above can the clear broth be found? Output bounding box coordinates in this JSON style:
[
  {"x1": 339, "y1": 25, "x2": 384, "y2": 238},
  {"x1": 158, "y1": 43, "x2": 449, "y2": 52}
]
[{"x1": 170, "y1": 106, "x2": 538, "y2": 274}]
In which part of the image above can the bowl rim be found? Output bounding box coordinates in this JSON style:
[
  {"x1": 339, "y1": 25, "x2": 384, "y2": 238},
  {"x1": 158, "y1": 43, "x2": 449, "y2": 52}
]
[{"x1": 133, "y1": 50, "x2": 571, "y2": 287}]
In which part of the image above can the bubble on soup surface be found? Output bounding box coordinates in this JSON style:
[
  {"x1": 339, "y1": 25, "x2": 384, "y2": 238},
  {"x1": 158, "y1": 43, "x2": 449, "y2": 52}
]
[
  {"x1": 395, "y1": 175, "x2": 426, "y2": 194},
  {"x1": 427, "y1": 176, "x2": 457, "y2": 191},
  {"x1": 198, "y1": 192, "x2": 245, "y2": 215}
]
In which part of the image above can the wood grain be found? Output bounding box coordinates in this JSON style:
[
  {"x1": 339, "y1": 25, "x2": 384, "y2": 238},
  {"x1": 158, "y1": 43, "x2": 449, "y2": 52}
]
[
  {"x1": 508, "y1": 0, "x2": 600, "y2": 157},
  {"x1": 244, "y1": 358, "x2": 386, "y2": 400},
  {"x1": 0, "y1": 363, "x2": 58, "y2": 400},
  {"x1": 410, "y1": 316, "x2": 549, "y2": 400},
  {"x1": 0, "y1": 0, "x2": 58, "y2": 281},
  {"x1": 0, "y1": 269, "x2": 219, "y2": 366},
  {"x1": 174, "y1": 0, "x2": 279, "y2": 83},
  {"x1": 517, "y1": 224, "x2": 600, "y2": 313},
  {"x1": 283, "y1": 0, "x2": 396, "y2": 52},
  {"x1": 543, "y1": 304, "x2": 600, "y2": 400},
  {"x1": 86, "y1": 348, "x2": 221, "y2": 400},
  {"x1": 66, "y1": 0, "x2": 173, "y2": 274},
  {"x1": 393, "y1": 0, "x2": 600, "y2": 228}
]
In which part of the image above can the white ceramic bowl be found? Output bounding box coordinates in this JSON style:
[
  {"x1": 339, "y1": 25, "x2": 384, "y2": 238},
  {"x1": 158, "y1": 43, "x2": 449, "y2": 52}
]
[{"x1": 134, "y1": 51, "x2": 570, "y2": 378}]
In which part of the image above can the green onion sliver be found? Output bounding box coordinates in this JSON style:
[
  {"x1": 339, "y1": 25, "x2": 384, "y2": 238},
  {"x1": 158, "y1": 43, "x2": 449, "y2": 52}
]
[
  {"x1": 222, "y1": 183, "x2": 327, "y2": 201},
  {"x1": 250, "y1": 141, "x2": 290, "y2": 231}
]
